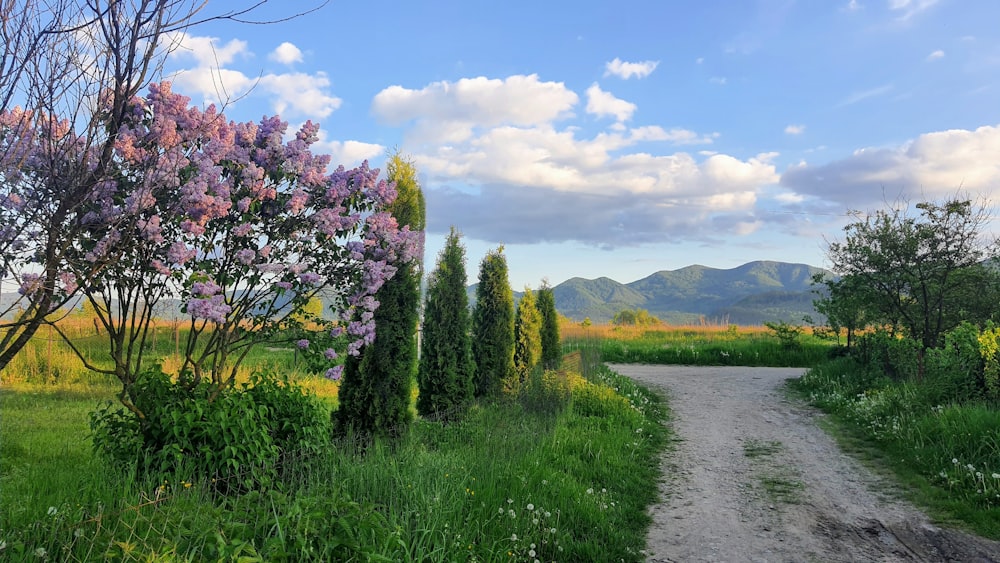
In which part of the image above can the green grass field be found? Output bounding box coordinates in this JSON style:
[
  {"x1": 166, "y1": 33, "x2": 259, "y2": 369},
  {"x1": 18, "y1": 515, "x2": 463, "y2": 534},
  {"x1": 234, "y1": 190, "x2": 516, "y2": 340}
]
[{"x1": 0, "y1": 322, "x2": 669, "y2": 561}]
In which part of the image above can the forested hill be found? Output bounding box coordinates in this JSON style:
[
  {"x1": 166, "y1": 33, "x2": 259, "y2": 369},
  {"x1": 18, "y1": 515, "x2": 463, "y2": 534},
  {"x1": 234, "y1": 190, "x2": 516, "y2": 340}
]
[{"x1": 551, "y1": 261, "x2": 832, "y2": 325}]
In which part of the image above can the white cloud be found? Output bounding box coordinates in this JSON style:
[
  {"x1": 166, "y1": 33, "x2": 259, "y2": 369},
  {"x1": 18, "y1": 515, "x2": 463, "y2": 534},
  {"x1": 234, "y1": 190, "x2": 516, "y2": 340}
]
[
  {"x1": 322, "y1": 140, "x2": 385, "y2": 167},
  {"x1": 630, "y1": 126, "x2": 719, "y2": 145},
  {"x1": 372, "y1": 75, "x2": 578, "y2": 144},
  {"x1": 784, "y1": 124, "x2": 806, "y2": 135},
  {"x1": 372, "y1": 73, "x2": 773, "y2": 247},
  {"x1": 258, "y1": 72, "x2": 341, "y2": 118},
  {"x1": 836, "y1": 84, "x2": 893, "y2": 106},
  {"x1": 926, "y1": 49, "x2": 945, "y2": 61},
  {"x1": 710, "y1": 77, "x2": 727, "y2": 85},
  {"x1": 165, "y1": 33, "x2": 341, "y2": 119},
  {"x1": 781, "y1": 124, "x2": 1000, "y2": 206},
  {"x1": 844, "y1": 0, "x2": 861, "y2": 11},
  {"x1": 585, "y1": 83, "x2": 636, "y2": 123},
  {"x1": 888, "y1": 0, "x2": 939, "y2": 22},
  {"x1": 166, "y1": 32, "x2": 248, "y2": 67},
  {"x1": 604, "y1": 58, "x2": 659, "y2": 80},
  {"x1": 270, "y1": 42, "x2": 303, "y2": 65}
]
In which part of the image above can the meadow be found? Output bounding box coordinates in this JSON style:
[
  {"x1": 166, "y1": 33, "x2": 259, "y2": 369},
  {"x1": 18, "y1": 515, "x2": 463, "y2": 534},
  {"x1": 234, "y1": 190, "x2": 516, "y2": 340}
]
[
  {"x1": 561, "y1": 322, "x2": 831, "y2": 367},
  {"x1": 5, "y1": 316, "x2": 999, "y2": 560},
  {"x1": 1, "y1": 318, "x2": 668, "y2": 561}
]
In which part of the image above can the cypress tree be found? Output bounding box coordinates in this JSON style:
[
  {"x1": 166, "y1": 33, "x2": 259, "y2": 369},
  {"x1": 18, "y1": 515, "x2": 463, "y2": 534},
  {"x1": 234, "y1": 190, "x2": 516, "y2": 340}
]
[
  {"x1": 335, "y1": 151, "x2": 425, "y2": 438},
  {"x1": 471, "y1": 247, "x2": 515, "y2": 397},
  {"x1": 417, "y1": 227, "x2": 474, "y2": 419},
  {"x1": 513, "y1": 287, "x2": 542, "y2": 386},
  {"x1": 537, "y1": 282, "x2": 561, "y2": 370}
]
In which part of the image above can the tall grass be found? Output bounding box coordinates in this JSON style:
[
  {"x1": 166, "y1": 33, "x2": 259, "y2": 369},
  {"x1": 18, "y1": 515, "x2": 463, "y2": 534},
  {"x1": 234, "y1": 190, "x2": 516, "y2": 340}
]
[
  {"x1": 790, "y1": 357, "x2": 1000, "y2": 539},
  {"x1": 1, "y1": 333, "x2": 669, "y2": 561},
  {"x1": 563, "y1": 322, "x2": 832, "y2": 367}
]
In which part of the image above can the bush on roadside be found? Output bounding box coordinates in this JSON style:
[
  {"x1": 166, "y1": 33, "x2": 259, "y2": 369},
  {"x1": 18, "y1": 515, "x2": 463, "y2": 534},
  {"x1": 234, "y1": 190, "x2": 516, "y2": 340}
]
[{"x1": 90, "y1": 369, "x2": 329, "y2": 490}]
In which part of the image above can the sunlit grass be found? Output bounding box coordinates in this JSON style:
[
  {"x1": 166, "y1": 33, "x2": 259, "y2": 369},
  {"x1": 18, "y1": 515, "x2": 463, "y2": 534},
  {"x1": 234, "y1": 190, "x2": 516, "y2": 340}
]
[{"x1": 1, "y1": 326, "x2": 669, "y2": 561}]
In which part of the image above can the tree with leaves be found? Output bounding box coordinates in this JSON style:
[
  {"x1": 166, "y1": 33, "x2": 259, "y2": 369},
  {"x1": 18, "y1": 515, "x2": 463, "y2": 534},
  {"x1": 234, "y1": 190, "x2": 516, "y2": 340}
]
[
  {"x1": 336, "y1": 151, "x2": 425, "y2": 438},
  {"x1": 472, "y1": 247, "x2": 515, "y2": 397},
  {"x1": 513, "y1": 287, "x2": 542, "y2": 387},
  {"x1": 537, "y1": 282, "x2": 561, "y2": 369},
  {"x1": 811, "y1": 273, "x2": 873, "y2": 348},
  {"x1": 417, "y1": 228, "x2": 474, "y2": 419},
  {"x1": 0, "y1": 0, "x2": 325, "y2": 371},
  {"x1": 826, "y1": 198, "x2": 1000, "y2": 350}
]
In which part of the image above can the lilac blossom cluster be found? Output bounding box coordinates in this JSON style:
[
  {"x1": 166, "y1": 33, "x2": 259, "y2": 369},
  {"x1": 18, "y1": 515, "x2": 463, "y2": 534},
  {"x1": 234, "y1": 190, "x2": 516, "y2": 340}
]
[{"x1": 3, "y1": 81, "x2": 415, "y2": 382}]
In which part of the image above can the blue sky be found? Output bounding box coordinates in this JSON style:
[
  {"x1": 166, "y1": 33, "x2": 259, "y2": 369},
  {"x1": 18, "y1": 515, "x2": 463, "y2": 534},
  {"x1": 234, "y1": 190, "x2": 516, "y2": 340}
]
[{"x1": 164, "y1": 0, "x2": 1000, "y2": 289}]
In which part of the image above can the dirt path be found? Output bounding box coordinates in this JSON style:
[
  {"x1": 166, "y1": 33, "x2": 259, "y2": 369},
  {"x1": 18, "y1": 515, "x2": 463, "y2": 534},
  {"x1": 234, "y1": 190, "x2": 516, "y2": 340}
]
[{"x1": 609, "y1": 364, "x2": 1000, "y2": 563}]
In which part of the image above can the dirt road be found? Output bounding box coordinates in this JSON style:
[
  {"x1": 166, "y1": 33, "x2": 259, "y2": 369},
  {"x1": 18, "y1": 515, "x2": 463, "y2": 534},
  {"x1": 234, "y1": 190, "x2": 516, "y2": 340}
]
[{"x1": 609, "y1": 364, "x2": 1000, "y2": 563}]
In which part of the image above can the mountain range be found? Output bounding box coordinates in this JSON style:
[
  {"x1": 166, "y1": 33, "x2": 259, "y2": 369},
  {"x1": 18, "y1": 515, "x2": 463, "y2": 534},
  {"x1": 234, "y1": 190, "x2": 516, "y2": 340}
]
[
  {"x1": 3, "y1": 261, "x2": 832, "y2": 326},
  {"x1": 545, "y1": 260, "x2": 831, "y2": 325}
]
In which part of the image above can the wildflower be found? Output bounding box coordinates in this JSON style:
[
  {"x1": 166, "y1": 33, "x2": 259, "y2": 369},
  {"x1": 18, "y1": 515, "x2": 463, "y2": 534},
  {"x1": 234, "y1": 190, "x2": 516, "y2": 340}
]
[
  {"x1": 586, "y1": 488, "x2": 594, "y2": 495},
  {"x1": 952, "y1": 458, "x2": 959, "y2": 464},
  {"x1": 993, "y1": 473, "x2": 1000, "y2": 479},
  {"x1": 47, "y1": 506, "x2": 57, "y2": 516},
  {"x1": 510, "y1": 534, "x2": 517, "y2": 541},
  {"x1": 508, "y1": 509, "x2": 516, "y2": 518},
  {"x1": 529, "y1": 549, "x2": 536, "y2": 557},
  {"x1": 526, "y1": 503, "x2": 534, "y2": 511}
]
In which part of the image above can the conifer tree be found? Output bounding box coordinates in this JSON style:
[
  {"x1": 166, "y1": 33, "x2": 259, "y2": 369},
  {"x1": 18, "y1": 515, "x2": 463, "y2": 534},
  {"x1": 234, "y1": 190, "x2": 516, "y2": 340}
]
[
  {"x1": 513, "y1": 287, "x2": 542, "y2": 385},
  {"x1": 417, "y1": 227, "x2": 474, "y2": 419},
  {"x1": 472, "y1": 248, "x2": 515, "y2": 397},
  {"x1": 336, "y1": 151, "x2": 426, "y2": 438},
  {"x1": 537, "y1": 282, "x2": 561, "y2": 370}
]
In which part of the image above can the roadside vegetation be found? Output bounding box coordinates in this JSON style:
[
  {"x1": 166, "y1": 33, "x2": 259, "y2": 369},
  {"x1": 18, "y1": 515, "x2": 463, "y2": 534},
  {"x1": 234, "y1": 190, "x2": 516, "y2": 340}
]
[
  {"x1": 563, "y1": 321, "x2": 832, "y2": 367},
  {"x1": 790, "y1": 198, "x2": 1000, "y2": 540},
  {"x1": 2, "y1": 334, "x2": 667, "y2": 561}
]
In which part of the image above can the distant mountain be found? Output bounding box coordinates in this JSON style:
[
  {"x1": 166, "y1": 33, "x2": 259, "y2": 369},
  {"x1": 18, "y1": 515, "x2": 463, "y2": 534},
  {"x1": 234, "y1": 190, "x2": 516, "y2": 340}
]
[{"x1": 551, "y1": 261, "x2": 831, "y2": 325}]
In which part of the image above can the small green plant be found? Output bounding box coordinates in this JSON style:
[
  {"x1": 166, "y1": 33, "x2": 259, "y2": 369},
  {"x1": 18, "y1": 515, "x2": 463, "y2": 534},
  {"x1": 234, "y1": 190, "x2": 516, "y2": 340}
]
[{"x1": 764, "y1": 320, "x2": 803, "y2": 349}]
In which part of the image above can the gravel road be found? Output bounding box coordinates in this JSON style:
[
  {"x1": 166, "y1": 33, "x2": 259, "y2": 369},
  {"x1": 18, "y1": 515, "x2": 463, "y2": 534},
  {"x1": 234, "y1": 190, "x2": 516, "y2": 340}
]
[{"x1": 609, "y1": 364, "x2": 1000, "y2": 563}]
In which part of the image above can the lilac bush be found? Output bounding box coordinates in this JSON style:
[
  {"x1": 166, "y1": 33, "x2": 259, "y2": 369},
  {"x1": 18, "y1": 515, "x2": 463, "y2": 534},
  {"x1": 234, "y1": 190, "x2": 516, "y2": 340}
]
[{"x1": 4, "y1": 82, "x2": 417, "y2": 413}]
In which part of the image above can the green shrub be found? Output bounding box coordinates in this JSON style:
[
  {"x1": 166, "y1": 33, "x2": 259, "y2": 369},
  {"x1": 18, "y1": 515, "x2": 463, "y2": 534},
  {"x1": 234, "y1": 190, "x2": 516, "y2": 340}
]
[
  {"x1": 91, "y1": 369, "x2": 329, "y2": 490},
  {"x1": 572, "y1": 379, "x2": 640, "y2": 424}
]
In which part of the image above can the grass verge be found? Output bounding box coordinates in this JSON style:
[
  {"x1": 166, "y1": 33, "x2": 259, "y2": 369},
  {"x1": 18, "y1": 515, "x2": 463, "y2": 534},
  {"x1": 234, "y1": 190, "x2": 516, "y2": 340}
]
[
  {"x1": 1, "y1": 350, "x2": 670, "y2": 561},
  {"x1": 788, "y1": 358, "x2": 1000, "y2": 540}
]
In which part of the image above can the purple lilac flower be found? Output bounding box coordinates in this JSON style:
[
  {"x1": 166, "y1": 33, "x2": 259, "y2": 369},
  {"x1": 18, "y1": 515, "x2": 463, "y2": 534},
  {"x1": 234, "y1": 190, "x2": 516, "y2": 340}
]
[
  {"x1": 296, "y1": 339, "x2": 310, "y2": 350},
  {"x1": 325, "y1": 366, "x2": 343, "y2": 381},
  {"x1": 324, "y1": 348, "x2": 337, "y2": 360},
  {"x1": 233, "y1": 223, "x2": 252, "y2": 237},
  {"x1": 166, "y1": 242, "x2": 197, "y2": 265},
  {"x1": 299, "y1": 271, "x2": 321, "y2": 285},
  {"x1": 187, "y1": 295, "x2": 231, "y2": 323},
  {"x1": 59, "y1": 271, "x2": 78, "y2": 294},
  {"x1": 234, "y1": 248, "x2": 256, "y2": 265}
]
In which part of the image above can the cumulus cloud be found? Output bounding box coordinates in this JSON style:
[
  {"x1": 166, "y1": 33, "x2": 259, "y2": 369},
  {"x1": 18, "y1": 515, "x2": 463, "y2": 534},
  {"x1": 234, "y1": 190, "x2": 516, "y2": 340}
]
[
  {"x1": 585, "y1": 83, "x2": 636, "y2": 123},
  {"x1": 270, "y1": 42, "x2": 303, "y2": 64},
  {"x1": 322, "y1": 140, "x2": 385, "y2": 167},
  {"x1": 166, "y1": 32, "x2": 248, "y2": 67},
  {"x1": 372, "y1": 73, "x2": 781, "y2": 247},
  {"x1": 780, "y1": 124, "x2": 1000, "y2": 207},
  {"x1": 166, "y1": 33, "x2": 341, "y2": 118},
  {"x1": 372, "y1": 74, "x2": 578, "y2": 143},
  {"x1": 604, "y1": 58, "x2": 659, "y2": 80},
  {"x1": 785, "y1": 124, "x2": 806, "y2": 135}
]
